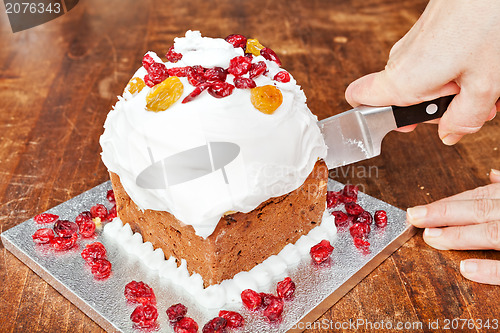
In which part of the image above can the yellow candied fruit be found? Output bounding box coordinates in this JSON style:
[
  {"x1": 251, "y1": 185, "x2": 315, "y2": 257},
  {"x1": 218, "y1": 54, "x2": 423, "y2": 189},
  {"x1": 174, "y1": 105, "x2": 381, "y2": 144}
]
[
  {"x1": 124, "y1": 77, "x2": 146, "y2": 96},
  {"x1": 250, "y1": 85, "x2": 283, "y2": 115},
  {"x1": 146, "y1": 76, "x2": 184, "y2": 112},
  {"x1": 246, "y1": 38, "x2": 265, "y2": 56}
]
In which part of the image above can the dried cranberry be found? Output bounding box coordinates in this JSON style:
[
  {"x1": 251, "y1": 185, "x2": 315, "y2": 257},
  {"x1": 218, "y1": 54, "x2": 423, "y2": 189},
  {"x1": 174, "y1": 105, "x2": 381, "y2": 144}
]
[
  {"x1": 130, "y1": 304, "x2": 158, "y2": 329},
  {"x1": 106, "y1": 190, "x2": 115, "y2": 204},
  {"x1": 326, "y1": 191, "x2": 341, "y2": 209},
  {"x1": 174, "y1": 317, "x2": 198, "y2": 333},
  {"x1": 374, "y1": 210, "x2": 388, "y2": 227},
  {"x1": 233, "y1": 77, "x2": 256, "y2": 89},
  {"x1": 218, "y1": 310, "x2": 244, "y2": 328},
  {"x1": 260, "y1": 293, "x2": 277, "y2": 307},
  {"x1": 32, "y1": 228, "x2": 55, "y2": 244},
  {"x1": 349, "y1": 222, "x2": 371, "y2": 239},
  {"x1": 345, "y1": 202, "x2": 364, "y2": 216},
  {"x1": 53, "y1": 220, "x2": 78, "y2": 238},
  {"x1": 168, "y1": 66, "x2": 190, "y2": 77},
  {"x1": 241, "y1": 289, "x2": 262, "y2": 310},
  {"x1": 249, "y1": 61, "x2": 267, "y2": 79},
  {"x1": 75, "y1": 211, "x2": 92, "y2": 226},
  {"x1": 79, "y1": 219, "x2": 96, "y2": 238},
  {"x1": 125, "y1": 281, "x2": 157, "y2": 305},
  {"x1": 225, "y1": 34, "x2": 247, "y2": 49},
  {"x1": 276, "y1": 277, "x2": 296, "y2": 300},
  {"x1": 142, "y1": 54, "x2": 155, "y2": 71},
  {"x1": 144, "y1": 62, "x2": 169, "y2": 87},
  {"x1": 355, "y1": 211, "x2": 373, "y2": 225},
  {"x1": 263, "y1": 296, "x2": 284, "y2": 322},
  {"x1": 90, "y1": 258, "x2": 112, "y2": 279},
  {"x1": 51, "y1": 233, "x2": 78, "y2": 251},
  {"x1": 310, "y1": 239, "x2": 334, "y2": 264},
  {"x1": 202, "y1": 317, "x2": 227, "y2": 333},
  {"x1": 340, "y1": 184, "x2": 358, "y2": 203},
  {"x1": 187, "y1": 65, "x2": 206, "y2": 86},
  {"x1": 208, "y1": 82, "x2": 234, "y2": 98},
  {"x1": 274, "y1": 71, "x2": 290, "y2": 83},
  {"x1": 90, "y1": 204, "x2": 108, "y2": 221},
  {"x1": 166, "y1": 45, "x2": 183, "y2": 63},
  {"x1": 204, "y1": 67, "x2": 227, "y2": 83},
  {"x1": 353, "y1": 237, "x2": 370, "y2": 249},
  {"x1": 227, "y1": 56, "x2": 252, "y2": 76},
  {"x1": 244, "y1": 52, "x2": 253, "y2": 60},
  {"x1": 331, "y1": 211, "x2": 349, "y2": 227},
  {"x1": 167, "y1": 303, "x2": 188, "y2": 323},
  {"x1": 260, "y1": 47, "x2": 282, "y2": 66},
  {"x1": 107, "y1": 205, "x2": 117, "y2": 220},
  {"x1": 34, "y1": 213, "x2": 59, "y2": 224},
  {"x1": 182, "y1": 83, "x2": 210, "y2": 103},
  {"x1": 81, "y1": 242, "x2": 107, "y2": 263}
]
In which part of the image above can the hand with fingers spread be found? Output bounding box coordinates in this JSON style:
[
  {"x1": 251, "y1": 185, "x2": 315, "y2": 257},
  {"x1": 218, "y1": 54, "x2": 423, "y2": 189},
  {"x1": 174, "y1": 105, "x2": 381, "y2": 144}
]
[
  {"x1": 407, "y1": 169, "x2": 500, "y2": 285},
  {"x1": 345, "y1": 0, "x2": 500, "y2": 144}
]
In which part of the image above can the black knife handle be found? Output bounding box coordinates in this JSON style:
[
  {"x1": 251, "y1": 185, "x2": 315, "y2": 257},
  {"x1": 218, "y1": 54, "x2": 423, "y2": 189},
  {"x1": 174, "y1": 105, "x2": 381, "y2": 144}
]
[{"x1": 392, "y1": 95, "x2": 455, "y2": 128}]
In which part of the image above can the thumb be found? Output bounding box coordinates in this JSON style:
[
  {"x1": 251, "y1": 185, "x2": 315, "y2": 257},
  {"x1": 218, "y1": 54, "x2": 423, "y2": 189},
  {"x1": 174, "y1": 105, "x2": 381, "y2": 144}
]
[{"x1": 490, "y1": 169, "x2": 500, "y2": 183}]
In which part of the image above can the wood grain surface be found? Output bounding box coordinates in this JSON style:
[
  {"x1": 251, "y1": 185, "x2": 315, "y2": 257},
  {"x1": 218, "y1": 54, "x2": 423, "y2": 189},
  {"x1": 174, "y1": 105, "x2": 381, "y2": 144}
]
[{"x1": 1, "y1": 0, "x2": 499, "y2": 332}]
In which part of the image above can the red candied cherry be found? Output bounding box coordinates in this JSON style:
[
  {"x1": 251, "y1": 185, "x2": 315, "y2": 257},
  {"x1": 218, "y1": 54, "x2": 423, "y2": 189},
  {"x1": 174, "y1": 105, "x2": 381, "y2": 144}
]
[
  {"x1": 262, "y1": 295, "x2": 284, "y2": 322},
  {"x1": 202, "y1": 317, "x2": 227, "y2": 333},
  {"x1": 32, "y1": 228, "x2": 55, "y2": 244},
  {"x1": 130, "y1": 304, "x2": 159, "y2": 329},
  {"x1": 81, "y1": 242, "x2": 107, "y2": 263},
  {"x1": 208, "y1": 81, "x2": 235, "y2": 98},
  {"x1": 276, "y1": 277, "x2": 296, "y2": 300},
  {"x1": 233, "y1": 77, "x2": 256, "y2": 89},
  {"x1": 331, "y1": 211, "x2": 349, "y2": 228},
  {"x1": 106, "y1": 189, "x2": 115, "y2": 204},
  {"x1": 340, "y1": 184, "x2": 358, "y2": 203},
  {"x1": 125, "y1": 281, "x2": 157, "y2": 305},
  {"x1": 174, "y1": 317, "x2": 199, "y2": 333},
  {"x1": 310, "y1": 239, "x2": 334, "y2": 264},
  {"x1": 203, "y1": 67, "x2": 227, "y2": 83},
  {"x1": 168, "y1": 66, "x2": 190, "y2": 77},
  {"x1": 260, "y1": 47, "x2": 282, "y2": 66},
  {"x1": 353, "y1": 237, "x2": 370, "y2": 249},
  {"x1": 182, "y1": 83, "x2": 210, "y2": 103},
  {"x1": 90, "y1": 258, "x2": 112, "y2": 279},
  {"x1": 349, "y1": 222, "x2": 371, "y2": 239},
  {"x1": 53, "y1": 220, "x2": 78, "y2": 238},
  {"x1": 249, "y1": 61, "x2": 267, "y2": 79},
  {"x1": 225, "y1": 34, "x2": 247, "y2": 49},
  {"x1": 218, "y1": 310, "x2": 244, "y2": 328},
  {"x1": 34, "y1": 213, "x2": 59, "y2": 224},
  {"x1": 345, "y1": 202, "x2": 364, "y2": 216},
  {"x1": 166, "y1": 45, "x2": 183, "y2": 63},
  {"x1": 167, "y1": 303, "x2": 187, "y2": 323},
  {"x1": 227, "y1": 56, "x2": 252, "y2": 76},
  {"x1": 274, "y1": 71, "x2": 290, "y2": 83},
  {"x1": 75, "y1": 211, "x2": 92, "y2": 226},
  {"x1": 326, "y1": 191, "x2": 341, "y2": 209},
  {"x1": 241, "y1": 289, "x2": 262, "y2": 310},
  {"x1": 51, "y1": 233, "x2": 78, "y2": 251},
  {"x1": 355, "y1": 211, "x2": 373, "y2": 225},
  {"x1": 374, "y1": 210, "x2": 388, "y2": 227},
  {"x1": 144, "y1": 62, "x2": 169, "y2": 87},
  {"x1": 90, "y1": 204, "x2": 108, "y2": 221},
  {"x1": 79, "y1": 219, "x2": 96, "y2": 238}
]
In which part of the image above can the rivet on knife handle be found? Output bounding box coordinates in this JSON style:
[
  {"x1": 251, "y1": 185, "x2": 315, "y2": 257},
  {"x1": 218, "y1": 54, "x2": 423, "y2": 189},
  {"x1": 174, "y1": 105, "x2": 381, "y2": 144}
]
[{"x1": 392, "y1": 95, "x2": 455, "y2": 128}]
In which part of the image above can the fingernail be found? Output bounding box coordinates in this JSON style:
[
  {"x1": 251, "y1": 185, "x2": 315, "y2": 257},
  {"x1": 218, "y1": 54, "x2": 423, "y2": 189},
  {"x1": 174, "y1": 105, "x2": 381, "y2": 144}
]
[
  {"x1": 460, "y1": 260, "x2": 478, "y2": 274},
  {"x1": 407, "y1": 206, "x2": 427, "y2": 221},
  {"x1": 424, "y1": 228, "x2": 442, "y2": 237},
  {"x1": 441, "y1": 133, "x2": 462, "y2": 146},
  {"x1": 491, "y1": 169, "x2": 500, "y2": 177}
]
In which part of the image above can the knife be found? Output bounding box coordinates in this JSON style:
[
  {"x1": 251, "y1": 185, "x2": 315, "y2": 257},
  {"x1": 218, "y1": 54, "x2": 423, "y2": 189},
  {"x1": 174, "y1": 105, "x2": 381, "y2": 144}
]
[{"x1": 319, "y1": 95, "x2": 455, "y2": 169}]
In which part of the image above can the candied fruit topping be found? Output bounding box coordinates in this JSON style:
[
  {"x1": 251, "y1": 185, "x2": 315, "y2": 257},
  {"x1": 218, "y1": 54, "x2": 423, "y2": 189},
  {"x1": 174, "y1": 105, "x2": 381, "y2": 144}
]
[
  {"x1": 208, "y1": 81, "x2": 234, "y2": 98},
  {"x1": 146, "y1": 76, "x2": 184, "y2": 112},
  {"x1": 355, "y1": 211, "x2": 373, "y2": 225},
  {"x1": 90, "y1": 204, "x2": 108, "y2": 221},
  {"x1": 168, "y1": 66, "x2": 190, "y2": 77},
  {"x1": 340, "y1": 184, "x2": 358, "y2": 203},
  {"x1": 277, "y1": 277, "x2": 296, "y2": 300},
  {"x1": 349, "y1": 222, "x2": 371, "y2": 239},
  {"x1": 274, "y1": 70, "x2": 290, "y2": 83},
  {"x1": 107, "y1": 205, "x2": 117, "y2": 220},
  {"x1": 81, "y1": 242, "x2": 107, "y2": 263},
  {"x1": 260, "y1": 47, "x2": 282, "y2": 66},
  {"x1": 166, "y1": 45, "x2": 183, "y2": 63},
  {"x1": 225, "y1": 34, "x2": 247, "y2": 49},
  {"x1": 241, "y1": 289, "x2": 262, "y2": 310},
  {"x1": 218, "y1": 310, "x2": 244, "y2": 328},
  {"x1": 78, "y1": 219, "x2": 96, "y2": 238},
  {"x1": 374, "y1": 210, "x2": 388, "y2": 227},
  {"x1": 174, "y1": 317, "x2": 198, "y2": 333},
  {"x1": 32, "y1": 228, "x2": 55, "y2": 244},
  {"x1": 106, "y1": 190, "x2": 115, "y2": 204},
  {"x1": 263, "y1": 296, "x2": 284, "y2": 322},
  {"x1": 310, "y1": 239, "x2": 334, "y2": 264},
  {"x1": 202, "y1": 317, "x2": 227, "y2": 333},
  {"x1": 233, "y1": 77, "x2": 256, "y2": 89},
  {"x1": 249, "y1": 61, "x2": 267, "y2": 79},
  {"x1": 345, "y1": 202, "x2": 364, "y2": 216},
  {"x1": 124, "y1": 77, "x2": 146, "y2": 96},
  {"x1": 354, "y1": 237, "x2": 370, "y2": 249},
  {"x1": 51, "y1": 233, "x2": 78, "y2": 251},
  {"x1": 144, "y1": 62, "x2": 169, "y2": 87},
  {"x1": 331, "y1": 211, "x2": 349, "y2": 228},
  {"x1": 130, "y1": 304, "x2": 159, "y2": 329},
  {"x1": 250, "y1": 85, "x2": 283, "y2": 114},
  {"x1": 246, "y1": 38, "x2": 264, "y2": 56},
  {"x1": 54, "y1": 220, "x2": 78, "y2": 238},
  {"x1": 227, "y1": 56, "x2": 252, "y2": 76},
  {"x1": 203, "y1": 67, "x2": 227, "y2": 83},
  {"x1": 167, "y1": 303, "x2": 188, "y2": 323},
  {"x1": 326, "y1": 190, "x2": 341, "y2": 209},
  {"x1": 90, "y1": 258, "x2": 112, "y2": 279},
  {"x1": 34, "y1": 213, "x2": 59, "y2": 224},
  {"x1": 187, "y1": 65, "x2": 206, "y2": 86},
  {"x1": 182, "y1": 83, "x2": 210, "y2": 103},
  {"x1": 125, "y1": 281, "x2": 157, "y2": 305},
  {"x1": 75, "y1": 211, "x2": 92, "y2": 226}
]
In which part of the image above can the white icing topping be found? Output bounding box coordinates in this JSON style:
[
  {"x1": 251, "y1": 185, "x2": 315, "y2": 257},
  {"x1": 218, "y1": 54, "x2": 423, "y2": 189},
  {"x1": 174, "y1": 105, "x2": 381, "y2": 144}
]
[
  {"x1": 103, "y1": 211, "x2": 336, "y2": 309},
  {"x1": 100, "y1": 31, "x2": 327, "y2": 238}
]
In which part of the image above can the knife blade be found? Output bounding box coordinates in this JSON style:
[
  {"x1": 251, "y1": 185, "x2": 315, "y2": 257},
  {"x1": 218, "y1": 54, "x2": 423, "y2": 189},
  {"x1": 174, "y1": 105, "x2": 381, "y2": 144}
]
[{"x1": 319, "y1": 95, "x2": 455, "y2": 169}]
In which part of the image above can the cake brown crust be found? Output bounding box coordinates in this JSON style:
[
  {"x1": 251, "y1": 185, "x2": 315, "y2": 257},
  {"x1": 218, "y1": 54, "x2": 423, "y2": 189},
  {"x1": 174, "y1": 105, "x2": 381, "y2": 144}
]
[{"x1": 110, "y1": 160, "x2": 328, "y2": 286}]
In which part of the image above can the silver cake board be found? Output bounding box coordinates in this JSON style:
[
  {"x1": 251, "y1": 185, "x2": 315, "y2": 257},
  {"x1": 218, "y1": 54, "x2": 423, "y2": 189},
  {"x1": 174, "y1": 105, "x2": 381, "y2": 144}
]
[{"x1": 1, "y1": 180, "x2": 415, "y2": 333}]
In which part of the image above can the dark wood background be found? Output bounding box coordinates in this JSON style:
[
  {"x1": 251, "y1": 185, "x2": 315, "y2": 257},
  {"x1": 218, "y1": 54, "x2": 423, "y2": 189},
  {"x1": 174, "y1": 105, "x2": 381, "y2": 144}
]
[{"x1": 1, "y1": 0, "x2": 499, "y2": 332}]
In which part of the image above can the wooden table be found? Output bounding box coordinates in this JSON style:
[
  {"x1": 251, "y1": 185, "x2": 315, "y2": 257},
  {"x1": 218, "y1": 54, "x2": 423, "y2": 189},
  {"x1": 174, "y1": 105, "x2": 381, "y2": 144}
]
[{"x1": 1, "y1": 0, "x2": 499, "y2": 332}]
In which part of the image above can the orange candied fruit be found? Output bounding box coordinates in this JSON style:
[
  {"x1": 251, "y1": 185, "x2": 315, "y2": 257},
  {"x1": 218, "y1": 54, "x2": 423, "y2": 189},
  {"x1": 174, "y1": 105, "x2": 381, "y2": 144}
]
[
  {"x1": 250, "y1": 85, "x2": 283, "y2": 115},
  {"x1": 146, "y1": 76, "x2": 184, "y2": 112},
  {"x1": 246, "y1": 39, "x2": 265, "y2": 57},
  {"x1": 124, "y1": 77, "x2": 146, "y2": 96}
]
